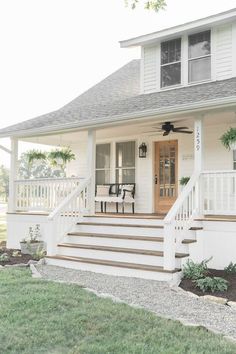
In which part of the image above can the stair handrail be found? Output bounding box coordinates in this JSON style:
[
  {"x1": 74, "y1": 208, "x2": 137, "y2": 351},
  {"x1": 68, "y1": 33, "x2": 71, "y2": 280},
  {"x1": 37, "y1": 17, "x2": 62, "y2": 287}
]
[
  {"x1": 47, "y1": 177, "x2": 91, "y2": 255},
  {"x1": 163, "y1": 170, "x2": 201, "y2": 271}
]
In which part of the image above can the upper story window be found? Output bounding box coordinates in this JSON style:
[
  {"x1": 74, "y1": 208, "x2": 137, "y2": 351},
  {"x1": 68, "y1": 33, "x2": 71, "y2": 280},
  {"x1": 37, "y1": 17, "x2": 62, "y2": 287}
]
[
  {"x1": 188, "y1": 30, "x2": 211, "y2": 83},
  {"x1": 161, "y1": 38, "x2": 181, "y2": 88}
]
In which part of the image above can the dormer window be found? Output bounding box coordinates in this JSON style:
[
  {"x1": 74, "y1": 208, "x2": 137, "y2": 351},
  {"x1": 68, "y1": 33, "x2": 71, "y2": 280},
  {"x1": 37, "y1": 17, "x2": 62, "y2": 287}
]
[
  {"x1": 161, "y1": 38, "x2": 181, "y2": 88},
  {"x1": 188, "y1": 30, "x2": 211, "y2": 83}
]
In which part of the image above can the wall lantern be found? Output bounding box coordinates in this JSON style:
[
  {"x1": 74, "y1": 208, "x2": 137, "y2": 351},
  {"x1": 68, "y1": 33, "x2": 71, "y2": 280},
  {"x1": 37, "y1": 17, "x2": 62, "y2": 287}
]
[{"x1": 139, "y1": 142, "x2": 147, "y2": 158}]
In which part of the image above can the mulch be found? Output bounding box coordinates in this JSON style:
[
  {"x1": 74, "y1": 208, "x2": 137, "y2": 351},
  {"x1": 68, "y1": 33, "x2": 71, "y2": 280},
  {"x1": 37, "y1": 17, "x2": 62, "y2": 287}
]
[
  {"x1": 180, "y1": 269, "x2": 236, "y2": 302},
  {"x1": 0, "y1": 247, "x2": 33, "y2": 266}
]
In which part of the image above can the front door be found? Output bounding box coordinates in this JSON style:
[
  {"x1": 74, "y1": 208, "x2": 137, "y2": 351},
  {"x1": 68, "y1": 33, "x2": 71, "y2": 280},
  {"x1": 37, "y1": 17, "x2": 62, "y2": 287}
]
[{"x1": 154, "y1": 140, "x2": 178, "y2": 213}]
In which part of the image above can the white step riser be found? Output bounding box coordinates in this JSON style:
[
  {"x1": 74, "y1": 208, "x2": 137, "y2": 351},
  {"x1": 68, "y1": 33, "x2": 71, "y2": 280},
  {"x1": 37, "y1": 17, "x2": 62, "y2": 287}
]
[
  {"x1": 46, "y1": 257, "x2": 177, "y2": 282},
  {"x1": 56, "y1": 246, "x2": 182, "y2": 268},
  {"x1": 65, "y1": 236, "x2": 164, "y2": 251},
  {"x1": 83, "y1": 217, "x2": 164, "y2": 227},
  {"x1": 75, "y1": 225, "x2": 163, "y2": 237}
]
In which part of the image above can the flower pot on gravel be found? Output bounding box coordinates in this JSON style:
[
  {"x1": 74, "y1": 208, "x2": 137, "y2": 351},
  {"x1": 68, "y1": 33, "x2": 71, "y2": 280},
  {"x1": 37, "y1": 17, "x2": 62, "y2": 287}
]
[{"x1": 20, "y1": 241, "x2": 44, "y2": 255}]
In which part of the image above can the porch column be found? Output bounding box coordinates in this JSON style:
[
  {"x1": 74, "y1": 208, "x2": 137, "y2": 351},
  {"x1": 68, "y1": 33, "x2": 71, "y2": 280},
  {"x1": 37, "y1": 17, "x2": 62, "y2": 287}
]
[
  {"x1": 194, "y1": 115, "x2": 204, "y2": 172},
  {"x1": 8, "y1": 138, "x2": 18, "y2": 212},
  {"x1": 87, "y1": 129, "x2": 96, "y2": 215}
]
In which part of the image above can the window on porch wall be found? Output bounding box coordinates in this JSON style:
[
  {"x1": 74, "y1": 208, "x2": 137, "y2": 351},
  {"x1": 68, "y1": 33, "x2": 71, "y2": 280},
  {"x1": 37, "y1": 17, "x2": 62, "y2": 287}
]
[
  {"x1": 233, "y1": 151, "x2": 236, "y2": 170},
  {"x1": 116, "y1": 141, "x2": 135, "y2": 183},
  {"x1": 96, "y1": 143, "x2": 111, "y2": 184}
]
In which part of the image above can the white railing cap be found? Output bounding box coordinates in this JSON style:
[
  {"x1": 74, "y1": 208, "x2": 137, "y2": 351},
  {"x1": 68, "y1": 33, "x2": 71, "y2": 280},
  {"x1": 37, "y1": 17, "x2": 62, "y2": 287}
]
[{"x1": 15, "y1": 176, "x2": 85, "y2": 183}]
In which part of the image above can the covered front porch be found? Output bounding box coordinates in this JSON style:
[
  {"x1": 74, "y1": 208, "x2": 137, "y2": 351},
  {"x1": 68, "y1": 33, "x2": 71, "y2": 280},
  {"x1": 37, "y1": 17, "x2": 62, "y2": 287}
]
[{"x1": 6, "y1": 107, "x2": 236, "y2": 274}]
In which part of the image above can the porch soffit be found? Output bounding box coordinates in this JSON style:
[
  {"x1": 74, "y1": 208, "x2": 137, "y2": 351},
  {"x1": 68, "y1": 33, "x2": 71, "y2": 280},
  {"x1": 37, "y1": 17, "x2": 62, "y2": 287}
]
[{"x1": 0, "y1": 60, "x2": 236, "y2": 139}]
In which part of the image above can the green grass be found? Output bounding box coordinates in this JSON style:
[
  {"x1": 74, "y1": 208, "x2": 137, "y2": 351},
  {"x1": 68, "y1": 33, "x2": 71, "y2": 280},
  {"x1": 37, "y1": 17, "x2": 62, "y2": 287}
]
[
  {"x1": 0, "y1": 269, "x2": 236, "y2": 354},
  {"x1": 0, "y1": 213, "x2": 6, "y2": 242}
]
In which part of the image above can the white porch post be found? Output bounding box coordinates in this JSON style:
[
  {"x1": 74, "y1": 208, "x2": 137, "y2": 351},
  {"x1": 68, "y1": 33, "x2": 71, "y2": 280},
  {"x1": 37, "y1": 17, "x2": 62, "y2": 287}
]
[
  {"x1": 194, "y1": 115, "x2": 204, "y2": 172},
  {"x1": 87, "y1": 129, "x2": 96, "y2": 215},
  {"x1": 8, "y1": 138, "x2": 18, "y2": 212},
  {"x1": 194, "y1": 115, "x2": 204, "y2": 215}
]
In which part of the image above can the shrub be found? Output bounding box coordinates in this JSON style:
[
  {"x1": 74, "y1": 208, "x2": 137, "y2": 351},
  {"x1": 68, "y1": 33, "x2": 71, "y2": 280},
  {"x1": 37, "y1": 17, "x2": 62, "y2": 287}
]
[
  {"x1": 224, "y1": 262, "x2": 236, "y2": 274},
  {"x1": 183, "y1": 258, "x2": 211, "y2": 280},
  {"x1": 0, "y1": 253, "x2": 10, "y2": 262},
  {"x1": 195, "y1": 277, "x2": 228, "y2": 293}
]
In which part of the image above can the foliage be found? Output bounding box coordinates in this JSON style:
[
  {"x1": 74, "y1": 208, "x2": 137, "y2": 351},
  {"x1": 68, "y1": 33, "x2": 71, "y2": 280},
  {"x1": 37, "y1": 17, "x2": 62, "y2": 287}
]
[
  {"x1": 32, "y1": 247, "x2": 46, "y2": 261},
  {"x1": 224, "y1": 262, "x2": 236, "y2": 274},
  {"x1": 0, "y1": 252, "x2": 9, "y2": 262},
  {"x1": 0, "y1": 214, "x2": 6, "y2": 243},
  {"x1": 180, "y1": 176, "x2": 190, "y2": 186},
  {"x1": 0, "y1": 268, "x2": 236, "y2": 354},
  {"x1": 194, "y1": 277, "x2": 229, "y2": 293},
  {"x1": 21, "y1": 224, "x2": 41, "y2": 243},
  {"x1": 183, "y1": 258, "x2": 211, "y2": 280},
  {"x1": 25, "y1": 149, "x2": 47, "y2": 164},
  {"x1": 220, "y1": 127, "x2": 236, "y2": 150},
  {"x1": 0, "y1": 165, "x2": 9, "y2": 202},
  {"x1": 125, "y1": 0, "x2": 166, "y2": 11},
  {"x1": 48, "y1": 147, "x2": 75, "y2": 166}
]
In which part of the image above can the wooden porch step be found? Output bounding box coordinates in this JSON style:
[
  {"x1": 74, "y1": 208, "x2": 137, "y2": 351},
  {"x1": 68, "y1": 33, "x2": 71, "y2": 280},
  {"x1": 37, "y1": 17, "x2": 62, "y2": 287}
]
[
  {"x1": 67, "y1": 232, "x2": 164, "y2": 242},
  {"x1": 91, "y1": 213, "x2": 166, "y2": 220},
  {"x1": 77, "y1": 222, "x2": 163, "y2": 229},
  {"x1": 46, "y1": 255, "x2": 181, "y2": 273},
  {"x1": 58, "y1": 242, "x2": 189, "y2": 258},
  {"x1": 182, "y1": 239, "x2": 197, "y2": 244},
  {"x1": 195, "y1": 216, "x2": 236, "y2": 222}
]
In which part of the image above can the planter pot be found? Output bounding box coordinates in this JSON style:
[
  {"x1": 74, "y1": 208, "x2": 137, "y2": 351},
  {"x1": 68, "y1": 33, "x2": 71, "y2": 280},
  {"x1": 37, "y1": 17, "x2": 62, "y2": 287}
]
[
  {"x1": 229, "y1": 141, "x2": 236, "y2": 150},
  {"x1": 55, "y1": 157, "x2": 64, "y2": 165},
  {"x1": 20, "y1": 241, "x2": 44, "y2": 255}
]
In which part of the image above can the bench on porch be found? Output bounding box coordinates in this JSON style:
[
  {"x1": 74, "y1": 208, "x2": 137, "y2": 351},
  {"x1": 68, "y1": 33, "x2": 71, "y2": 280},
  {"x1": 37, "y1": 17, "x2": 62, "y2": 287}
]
[{"x1": 95, "y1": 183, "x2": 135, "y2": 213}]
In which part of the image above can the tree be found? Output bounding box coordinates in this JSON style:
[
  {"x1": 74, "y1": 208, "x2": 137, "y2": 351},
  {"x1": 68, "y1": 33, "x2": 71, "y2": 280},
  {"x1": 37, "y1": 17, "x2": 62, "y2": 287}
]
[
  {"x1": 0, "y1": 165, "x2": 9, "y2": 202},
  {"x1": 125, "y1": 0, "x2": 166, "y2": 11}
]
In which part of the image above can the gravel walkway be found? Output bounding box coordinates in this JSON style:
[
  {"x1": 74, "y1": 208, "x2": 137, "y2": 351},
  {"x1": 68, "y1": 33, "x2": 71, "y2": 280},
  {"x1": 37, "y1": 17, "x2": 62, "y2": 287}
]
[{"x1": 36, "y1": 265, "x2": 236, "y2": 341}]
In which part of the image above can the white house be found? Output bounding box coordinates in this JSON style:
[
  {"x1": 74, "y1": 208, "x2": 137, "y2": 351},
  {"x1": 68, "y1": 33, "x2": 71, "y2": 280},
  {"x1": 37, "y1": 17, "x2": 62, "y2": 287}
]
[{"x1": 1, "y1": 9, "x2": 236, "y2": 283}]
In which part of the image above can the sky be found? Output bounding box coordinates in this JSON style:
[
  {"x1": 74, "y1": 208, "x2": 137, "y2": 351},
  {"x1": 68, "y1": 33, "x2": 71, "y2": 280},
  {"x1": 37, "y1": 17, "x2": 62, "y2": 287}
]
[{"x1": 0, "y1": 0, "x2": 235, "y2": 167}]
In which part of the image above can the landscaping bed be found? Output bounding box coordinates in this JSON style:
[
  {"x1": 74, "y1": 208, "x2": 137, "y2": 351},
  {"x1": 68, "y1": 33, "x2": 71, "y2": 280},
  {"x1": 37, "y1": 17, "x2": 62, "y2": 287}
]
[
  {"x1": 180, "y1": 267, "x2": 236, "y2": 301},
  {"x1": 0, "y1": 248, "x2": 33, "y2": 266}
]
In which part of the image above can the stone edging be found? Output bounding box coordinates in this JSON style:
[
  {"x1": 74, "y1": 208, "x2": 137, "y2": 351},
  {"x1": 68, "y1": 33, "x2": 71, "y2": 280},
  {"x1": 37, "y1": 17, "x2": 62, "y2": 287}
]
[{"x1": 173, "y1": 285, "x2": 236, "y2": 309}]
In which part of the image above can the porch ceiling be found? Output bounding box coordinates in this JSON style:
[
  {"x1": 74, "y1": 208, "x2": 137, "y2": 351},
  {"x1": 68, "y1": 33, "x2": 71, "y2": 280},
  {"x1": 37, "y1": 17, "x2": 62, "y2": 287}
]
[{"x1": 21, "y1": 110, "x2": 236, "y2": 146}]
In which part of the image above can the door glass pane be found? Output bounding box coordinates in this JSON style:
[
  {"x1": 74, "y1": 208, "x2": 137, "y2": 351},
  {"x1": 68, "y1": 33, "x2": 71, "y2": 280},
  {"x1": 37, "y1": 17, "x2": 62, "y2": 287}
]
[
  {"x1": 158, "y1": 143, "x2": 176, "y2": 199},
  {"x1": 189, "y1": 57, "x2": 211, "y2": 83}
]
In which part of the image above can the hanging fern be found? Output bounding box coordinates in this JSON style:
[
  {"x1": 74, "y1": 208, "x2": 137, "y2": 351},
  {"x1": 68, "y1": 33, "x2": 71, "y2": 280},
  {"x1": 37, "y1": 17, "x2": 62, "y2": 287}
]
[
  {"x1": 220, "y1": 127, "x2": 236, "y2": 150},
  {"x1": 48, "y1": 148, "x2": 75, "y2": 166},
  {"x1": 25, "y1": 150, "x2": 47, "y2": 164}
]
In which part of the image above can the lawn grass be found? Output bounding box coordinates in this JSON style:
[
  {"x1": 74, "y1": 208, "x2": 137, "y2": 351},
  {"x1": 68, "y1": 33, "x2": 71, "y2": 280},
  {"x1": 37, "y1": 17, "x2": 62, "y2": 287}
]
[
  {"x1": 0, "y1": 269, "x2": 236, "y2": 354},
  {"x1": 0, "y1": 213, "x2": 6, "y2": 242}
]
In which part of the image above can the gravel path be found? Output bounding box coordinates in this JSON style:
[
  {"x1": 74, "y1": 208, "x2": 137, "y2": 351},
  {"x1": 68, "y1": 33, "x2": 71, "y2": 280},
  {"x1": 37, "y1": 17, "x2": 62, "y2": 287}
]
[{"x1": 36, "y1": 265, "x2": 236, "y2": 340}]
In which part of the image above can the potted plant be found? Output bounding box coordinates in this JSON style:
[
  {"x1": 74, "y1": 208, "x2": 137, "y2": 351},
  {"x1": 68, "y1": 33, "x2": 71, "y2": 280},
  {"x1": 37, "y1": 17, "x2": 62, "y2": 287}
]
[
  {"x1": 220, "y1": 127, "x2": 236, "y2": 150},
  {"x1": 48, "y1": 148, "x2": 75, "y2": 167},
  {"x1": 26, "y1": 150, "x2": 47, "y2": 166},
  {"x1": 20, "y1": 224, "x2": 44, "y2": 255},
  {"x1": 180, "y1": 176, "x2": 190, "y2": 187}
]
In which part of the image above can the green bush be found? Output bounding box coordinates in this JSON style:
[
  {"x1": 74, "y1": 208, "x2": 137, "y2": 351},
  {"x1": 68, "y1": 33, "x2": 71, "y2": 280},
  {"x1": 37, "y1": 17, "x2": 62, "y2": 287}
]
[
  {"x1": 224, "y1": 262, "x2": 236, "y2": 274},
  {"x1": 195, "y1": 277, "x2": 228, "y2": 293},
  {"x1": 183, "y1": 258, "x2": 210, "y2": 280},
  {"x1": 0, "y1": 253, "x2": 9, "y2": 262}
]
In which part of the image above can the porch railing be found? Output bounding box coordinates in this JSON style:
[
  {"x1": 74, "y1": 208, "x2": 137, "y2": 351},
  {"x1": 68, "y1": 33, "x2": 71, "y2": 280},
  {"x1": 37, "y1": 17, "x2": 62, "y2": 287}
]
[
  {"x1": 163, "y1": 170, "x2": 236, "y2": 271},
  {"x1": 201, "y1": 171, "x2": 236, "y2": 215},
  {"x1": 47, "y1": 177, "x2": 91, "y2": 255},
  {"x1": 163, "y1": 171, "x2": 200, "y2": 270},
  {"x1": 14, "y1": 177, "x2": 84, "y2": 212}
]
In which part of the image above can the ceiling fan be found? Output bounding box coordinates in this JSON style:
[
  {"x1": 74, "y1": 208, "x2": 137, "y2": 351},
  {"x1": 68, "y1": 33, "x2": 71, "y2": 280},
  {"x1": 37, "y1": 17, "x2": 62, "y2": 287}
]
[{"x1": 144, "y1": 121, "x2": 193, "y2": 136}]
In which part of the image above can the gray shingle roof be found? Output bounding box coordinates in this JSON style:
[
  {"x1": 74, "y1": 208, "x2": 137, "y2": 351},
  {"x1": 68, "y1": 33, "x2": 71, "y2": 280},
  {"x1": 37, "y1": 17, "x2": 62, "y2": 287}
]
[{"x1": 0, "y1": 59, "x2": 236, "y2": 137}]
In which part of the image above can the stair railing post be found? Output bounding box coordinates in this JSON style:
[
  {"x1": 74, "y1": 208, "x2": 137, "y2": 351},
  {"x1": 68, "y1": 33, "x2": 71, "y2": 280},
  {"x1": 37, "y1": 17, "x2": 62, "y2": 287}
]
[
  {"x1": 87, "y1": 129, "x2": 96, "y2": 215},
  {"x1": 163, "y1": 221, "x2": 176, "y2": 271}
]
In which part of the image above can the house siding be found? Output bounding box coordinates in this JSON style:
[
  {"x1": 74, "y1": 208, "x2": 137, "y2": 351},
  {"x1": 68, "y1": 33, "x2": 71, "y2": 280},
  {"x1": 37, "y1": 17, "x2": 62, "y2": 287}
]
[{"x1": 141, "y1": 20, "x2": 236, "y2": 94}]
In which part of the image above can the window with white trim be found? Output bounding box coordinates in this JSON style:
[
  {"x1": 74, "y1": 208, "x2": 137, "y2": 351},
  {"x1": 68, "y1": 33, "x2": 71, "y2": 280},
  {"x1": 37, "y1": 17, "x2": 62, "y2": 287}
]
[
  {"x1": 188, "y1": 30, "x2": 211, "y2": 83},
  {"x1": 233, "y1": 150, "x2": 236, "y2": 170},
  {"x1": 116, "y1": 141, "x2": 135, "y2": 183},
  {"x1": 96, "y1": 143, "x2": 110, "y2": 184},
  {"x1": 161, "y1": 38, "x2": 181, "y2": 88}
]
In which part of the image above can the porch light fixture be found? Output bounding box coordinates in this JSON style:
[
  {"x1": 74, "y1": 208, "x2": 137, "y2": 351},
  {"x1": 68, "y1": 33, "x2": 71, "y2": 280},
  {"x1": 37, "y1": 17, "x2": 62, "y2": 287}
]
[{"x1": 139, "y1": 142, "x2": 147, "y2": 158}]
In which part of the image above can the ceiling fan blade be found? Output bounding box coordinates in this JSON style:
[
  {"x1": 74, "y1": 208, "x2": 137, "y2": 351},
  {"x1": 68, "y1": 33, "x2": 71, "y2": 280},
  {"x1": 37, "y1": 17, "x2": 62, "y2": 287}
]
[
  {"x1": 163, "y1": 131, "x2": 170, "y2": 136},
  {"x1": 174, "y1": 130, "x2": 193, "y2": 134},
  {"x1": 173, "y1": 127, "x2": 189, "y2": 131}
]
